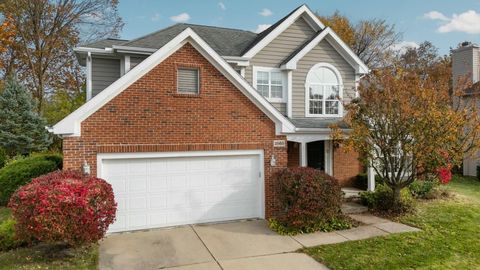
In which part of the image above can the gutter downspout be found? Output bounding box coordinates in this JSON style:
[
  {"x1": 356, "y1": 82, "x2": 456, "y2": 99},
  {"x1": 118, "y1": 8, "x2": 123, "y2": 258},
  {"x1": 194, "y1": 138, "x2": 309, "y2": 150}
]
[{"x1": 86, "y1": 52, "x2": 92, "y2": 101}]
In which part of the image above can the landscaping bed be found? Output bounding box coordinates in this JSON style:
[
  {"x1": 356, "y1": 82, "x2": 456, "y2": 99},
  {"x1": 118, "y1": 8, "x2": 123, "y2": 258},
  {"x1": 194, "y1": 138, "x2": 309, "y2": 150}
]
[
  {"x1": 0, "y1": 206, "x2": 99, "y2": 270},
  {"x1": 303, "y1": 175, "x2": 480, "y2": 269}
]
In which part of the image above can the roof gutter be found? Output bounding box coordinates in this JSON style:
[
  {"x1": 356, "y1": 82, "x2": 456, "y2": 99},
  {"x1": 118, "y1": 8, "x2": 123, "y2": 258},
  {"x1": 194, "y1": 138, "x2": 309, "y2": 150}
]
[
  {"x1": 112, "y1": 45, "x2": 157, "y2": 55},
  {"x1": 74, "y1": 47, "x2": 114, "y2": 54}
]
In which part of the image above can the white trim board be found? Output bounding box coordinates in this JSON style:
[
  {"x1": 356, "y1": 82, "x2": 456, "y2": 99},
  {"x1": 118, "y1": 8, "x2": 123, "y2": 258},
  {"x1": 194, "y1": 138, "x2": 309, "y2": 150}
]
[
  {"x1": 242, "y1": 5, "x2": 325, "y2": 59},
  {"x1": 281, "y1": 27, "x2": 369, "y2": 74},
  {"x1": 52, "y1": 28, "x2": 295, "y2": 136}
]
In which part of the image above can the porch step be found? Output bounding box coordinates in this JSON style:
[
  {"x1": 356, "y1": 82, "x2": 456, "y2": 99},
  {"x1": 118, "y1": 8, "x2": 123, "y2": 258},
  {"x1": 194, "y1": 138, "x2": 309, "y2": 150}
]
[
  {"x1": 342, "y1": 187, "x2": 364, "y2": 199},
  {"x1": 341, "y1": 202, "x2": 368, "y2": 215}
]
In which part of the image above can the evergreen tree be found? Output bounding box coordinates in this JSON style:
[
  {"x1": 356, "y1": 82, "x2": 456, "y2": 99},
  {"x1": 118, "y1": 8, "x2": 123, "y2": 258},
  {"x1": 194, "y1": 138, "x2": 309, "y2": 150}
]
[{"x1": 0, "y1": 77, "x2": 51, "y2": 156}]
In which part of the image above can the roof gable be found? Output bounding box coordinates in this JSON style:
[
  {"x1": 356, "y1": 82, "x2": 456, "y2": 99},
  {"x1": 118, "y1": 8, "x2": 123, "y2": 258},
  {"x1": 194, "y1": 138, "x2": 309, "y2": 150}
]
[
  {"x1": 280, "y1": 27, "x2": 369, "y2": 74},
  {"x1": 242, "y1": 5, "x2": 325, "y2": 58},
  {"x1": 53, "y1": 28, "x2": 295, "y2": 136}
]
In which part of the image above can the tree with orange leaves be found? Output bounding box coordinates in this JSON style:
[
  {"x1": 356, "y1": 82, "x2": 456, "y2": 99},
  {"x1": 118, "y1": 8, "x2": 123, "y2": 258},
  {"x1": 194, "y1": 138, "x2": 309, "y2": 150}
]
[{"x1": 334, "y1": 68, "x2": 480, "y2": 206}]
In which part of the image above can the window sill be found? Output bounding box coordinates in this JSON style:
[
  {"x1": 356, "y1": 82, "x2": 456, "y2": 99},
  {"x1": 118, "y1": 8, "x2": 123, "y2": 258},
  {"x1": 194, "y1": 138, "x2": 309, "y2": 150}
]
[{"x1": 172, "y1": 93, "x2": 202, "y2": 98}]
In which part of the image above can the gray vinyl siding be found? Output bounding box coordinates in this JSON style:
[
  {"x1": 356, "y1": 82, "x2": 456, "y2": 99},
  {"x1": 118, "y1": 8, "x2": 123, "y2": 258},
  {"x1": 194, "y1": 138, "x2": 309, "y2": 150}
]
[
  {"x1": 92, "y1": 58, "x2": 121, "y2": 97},
  {"x1": 245, "y1": 17, "x2": 315, "y2": 83},
  {"x1": 245, "y1": 17, "x2": 315, "y2": 116},
  {"x1": 292, "y1": 38, "x2": 356, "y2": 118},
  {"x1": 271, "y1": 102, "x2": 286, "y2": 115},
  {"x1": 130, "y1": 56, "x2": 147, "y2": 69}
]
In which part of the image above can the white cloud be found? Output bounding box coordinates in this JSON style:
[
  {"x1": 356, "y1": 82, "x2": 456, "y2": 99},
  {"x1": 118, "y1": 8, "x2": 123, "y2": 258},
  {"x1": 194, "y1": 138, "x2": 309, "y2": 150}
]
[
  {"x1": 259, "y1": 8, "x2": 273, "y2": 17},
  {"x1": 424, "y1": 11, "x2": 449, "y2": 21},
  {"x1": 219, "y1": 2, "x2": 226, "y2": 11},
  {"x1": 390, "y1": 41, "x2": 420, "y2": 54},
  {"x1": 424, "y1": 10, "x2": 480, "y2": 34},
  {"x1": 151, "y1": 13, "x2": 161, "y2": 21},
  {"x1": 255, "y1": 24, "x2": 271, "y2": 33},
  {"x1": 170, "y1": 12, "x2": 190, "y2": 23}
]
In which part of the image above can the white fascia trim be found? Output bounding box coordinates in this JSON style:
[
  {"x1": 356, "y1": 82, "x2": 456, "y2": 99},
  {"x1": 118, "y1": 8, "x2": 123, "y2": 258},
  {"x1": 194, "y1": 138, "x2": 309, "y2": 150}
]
[
  {"x1": 223, "y1": 56, "x2": 250, "y2": 67},
  {"x1": 281, "y1": 28, "x2": 331, "y2": 70},
  {"x1": 281, "y1": 28, "x2": 369, "y2": 74},
  {"x1": 52, "y1": 28, "x2": 295, "y2": 136},
  {"x1": 112, "y1": 45, "x2": 157, "y2": 53},
  {"x1": 74, "y1": 47, "x2": 114, "y2": 54},
  {"x1": 242, "y1": 5, "x2": 324, "y2": 58},
  {"x1": 188, "y1": 42, "x2": 294, "y2": 132},
  {"x1": 325, "y1": 32, "x2": 369, "y2": 74}
]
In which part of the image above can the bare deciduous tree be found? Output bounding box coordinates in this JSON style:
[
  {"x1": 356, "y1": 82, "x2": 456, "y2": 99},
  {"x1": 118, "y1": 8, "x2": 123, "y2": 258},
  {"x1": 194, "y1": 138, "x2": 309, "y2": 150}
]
[{"x1": 0, "y1": 0, "x2": 124, "y2": 110}]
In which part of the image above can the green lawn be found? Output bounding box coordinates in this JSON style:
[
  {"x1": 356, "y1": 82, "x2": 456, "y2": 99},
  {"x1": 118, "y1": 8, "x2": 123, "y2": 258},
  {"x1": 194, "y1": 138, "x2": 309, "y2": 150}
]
[
  {"x1": 304, "y1": 175, "x2": 480, "y2": 270},
  {"x1": 0, "y1": 207, "x2": 98, "y2": 270}
]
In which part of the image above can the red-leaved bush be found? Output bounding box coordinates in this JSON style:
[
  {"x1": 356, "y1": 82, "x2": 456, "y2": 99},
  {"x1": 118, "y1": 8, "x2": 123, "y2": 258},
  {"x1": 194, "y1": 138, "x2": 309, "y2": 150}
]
[
  {"x1": 274, "y1": 167, "x2": 343, "y2": 231},
  {"x1": 8, "y1": 170, "x2": 116, "y2": 246},
  {"x1": 437, "y1": 167, "x2": 452, "y2": 184}
]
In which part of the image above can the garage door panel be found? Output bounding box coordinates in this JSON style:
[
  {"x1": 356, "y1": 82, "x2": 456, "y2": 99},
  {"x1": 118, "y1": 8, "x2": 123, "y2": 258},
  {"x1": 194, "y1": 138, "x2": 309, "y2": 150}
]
[
  {"x1": 102, "y1": 153, "x2": 263, "y2": 232},
  {"x1": 167, "y1": 175, "x2": 187, "y2": 189},
  {"x1": 148, "y1": 175, "x2": 168, "y2": 191},
  {"x1": 128, "y1": 196, "x2": 148, "y2": 210},
  {"x1": 149, "y1": 195, "x2": 167, "y2": 209},
  {"x1": 109, "y1": 176, "x2": 127, "y2": 194},
  {"x1": 129, "y1": 175, "x2": 147, "y2": 193}
]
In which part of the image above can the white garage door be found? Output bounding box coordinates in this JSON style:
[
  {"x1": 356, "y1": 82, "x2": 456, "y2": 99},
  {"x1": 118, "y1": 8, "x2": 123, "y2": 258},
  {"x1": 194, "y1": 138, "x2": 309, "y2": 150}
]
[{"x1": 99, "y1": 151, "x2": 263, "y2": 232}]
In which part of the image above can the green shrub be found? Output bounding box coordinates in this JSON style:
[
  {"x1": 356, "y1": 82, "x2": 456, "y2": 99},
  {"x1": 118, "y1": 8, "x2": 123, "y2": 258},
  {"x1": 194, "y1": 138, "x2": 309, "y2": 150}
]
[
  {"x1": 268, "y1": 216, "x2": 352, "y2": 236},
  {"x1": 409, "y1": 180, "x2": 438, "y2": 199},
  {"x1": 272, "y1": 167, "x2": 350, "y2": 235},
  {"x1": 0, "y1": 154, "x2": 62, "y2": 205},
  {"x1": 360, "y1": 184, "x2": 414, "y2": 214},
  {"x1": 0, "y1": 148, "x2": 6, "y2": 169},
  {"x1": 0, "y1": 218, "x2": 19, "y2": 251}
]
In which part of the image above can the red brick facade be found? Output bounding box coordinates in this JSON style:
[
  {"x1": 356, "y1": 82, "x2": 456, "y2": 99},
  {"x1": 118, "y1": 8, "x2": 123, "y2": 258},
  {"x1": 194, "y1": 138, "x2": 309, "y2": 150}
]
[
  {"x1": 287, "y1": 141, "x2": 300, "y2": 167},
  {"x1": 62, "y1": 43, "x2": 287, "y2": 218},
  {"x1": 333, "y1": 145, "x2": 363, "y2": 186}
]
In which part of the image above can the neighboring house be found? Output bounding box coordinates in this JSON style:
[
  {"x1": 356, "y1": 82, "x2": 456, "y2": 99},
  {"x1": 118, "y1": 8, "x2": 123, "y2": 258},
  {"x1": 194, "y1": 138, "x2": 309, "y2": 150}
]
[
  {"x1": 52, "y1": 5, "x2": 369, "y2": 233},
  {"x1": 452, "y1": 42, "x2": 480, "y2": 177}
]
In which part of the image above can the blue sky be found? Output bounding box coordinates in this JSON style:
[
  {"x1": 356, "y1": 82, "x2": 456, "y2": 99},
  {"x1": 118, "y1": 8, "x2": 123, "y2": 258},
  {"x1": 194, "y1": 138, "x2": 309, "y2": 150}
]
[{"x1": 118, "y1": 0, "x2": 480, "y2": 55}]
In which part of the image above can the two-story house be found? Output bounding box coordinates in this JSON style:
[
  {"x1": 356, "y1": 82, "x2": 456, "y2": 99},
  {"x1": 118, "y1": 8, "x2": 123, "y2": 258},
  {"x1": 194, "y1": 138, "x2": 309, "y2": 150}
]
[
  {"x1": 52, "y1": 5, "x2": 369, "y2": 233},
  {"x1": 452, "y1": 42, "x2": 480, "y2": 177}
]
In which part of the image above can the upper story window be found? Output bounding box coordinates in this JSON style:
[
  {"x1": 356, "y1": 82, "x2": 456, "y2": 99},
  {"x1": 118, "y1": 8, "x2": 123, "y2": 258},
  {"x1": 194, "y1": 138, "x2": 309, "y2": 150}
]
[
  {"x1": 177, "y1": 68, "x2": 199, "y2": 94},
  {"x1": 253, "y1": 67, "x2": 286, "y2": 102},
  {"x1": 305, "y1": 63, "x2": 343, "y2": 117}
]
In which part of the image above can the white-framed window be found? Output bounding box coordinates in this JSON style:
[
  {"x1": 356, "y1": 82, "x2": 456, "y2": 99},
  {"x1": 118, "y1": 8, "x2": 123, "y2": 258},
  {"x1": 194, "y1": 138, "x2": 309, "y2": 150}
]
[
  {"x1": 305, "y1": 63, "x2": 343, "y2": 117},
  {"x1": 253, "y1": 67, "x2": 287, "y2": 102},
  {"x1": 177, "y1": 68, "x2": 199, "y2": 94}
]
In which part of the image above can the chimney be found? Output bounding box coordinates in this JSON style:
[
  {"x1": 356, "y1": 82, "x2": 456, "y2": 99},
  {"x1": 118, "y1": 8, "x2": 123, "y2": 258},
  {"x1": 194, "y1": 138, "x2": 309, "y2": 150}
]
[{"x1": 451, "y1": 42, "x2": 479, "y2": 87}]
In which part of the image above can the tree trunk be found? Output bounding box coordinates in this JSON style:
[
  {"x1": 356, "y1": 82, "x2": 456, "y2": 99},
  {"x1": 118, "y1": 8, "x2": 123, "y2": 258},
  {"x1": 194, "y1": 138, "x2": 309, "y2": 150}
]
[{"x1": 392, "y1": 186, "x2": 402, "y2": 207}]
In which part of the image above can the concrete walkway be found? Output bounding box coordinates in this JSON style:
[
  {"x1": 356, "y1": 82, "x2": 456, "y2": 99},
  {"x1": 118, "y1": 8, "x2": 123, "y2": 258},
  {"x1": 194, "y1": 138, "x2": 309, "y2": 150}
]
[
  {"x1": 99, "y1": 214, "x2": 420, "y2": 270},
  {"x1": 293, "y1": 213, "x2": 420, "y2": 247}
]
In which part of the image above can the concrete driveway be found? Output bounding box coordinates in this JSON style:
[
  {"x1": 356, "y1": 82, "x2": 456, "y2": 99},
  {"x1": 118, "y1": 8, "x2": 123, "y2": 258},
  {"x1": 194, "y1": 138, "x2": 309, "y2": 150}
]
[{"x1": 99, "y1": 219, "x2": 329, "y2": 270}]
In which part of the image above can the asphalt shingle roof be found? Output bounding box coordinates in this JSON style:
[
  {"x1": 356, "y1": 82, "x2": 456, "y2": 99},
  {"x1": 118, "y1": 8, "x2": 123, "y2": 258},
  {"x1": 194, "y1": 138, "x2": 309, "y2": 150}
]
[
  {"x1": 82, "y1": 38, "x2": 129, "y2": 49},
  {"x1": 289, "y1": 118, "x2": 349, "y2": 129},
  {"x1": 120, "y1": 24, "x2": 257, "y2": 56},
  {"x1": 80, "y1": 5, "x2": 304, "y2": 57}
]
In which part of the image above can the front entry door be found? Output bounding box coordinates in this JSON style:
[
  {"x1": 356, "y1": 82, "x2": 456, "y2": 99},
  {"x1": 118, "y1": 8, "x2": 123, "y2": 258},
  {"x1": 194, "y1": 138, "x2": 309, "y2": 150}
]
[{"x1": 307, "y1": 141, "x2": 325, "y2": 170}]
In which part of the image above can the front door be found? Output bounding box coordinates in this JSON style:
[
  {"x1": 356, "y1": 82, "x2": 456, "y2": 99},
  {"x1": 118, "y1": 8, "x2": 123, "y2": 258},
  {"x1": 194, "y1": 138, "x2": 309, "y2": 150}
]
[{"x1": 307, "y1": 141, "x2": 325, "y2": 170}]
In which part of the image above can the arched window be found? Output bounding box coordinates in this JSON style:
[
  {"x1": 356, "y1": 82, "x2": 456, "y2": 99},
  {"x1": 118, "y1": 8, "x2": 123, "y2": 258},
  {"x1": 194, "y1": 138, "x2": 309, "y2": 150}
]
[{"x1": 305, "y1": 63, "x2": 343, "y2": 116}]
